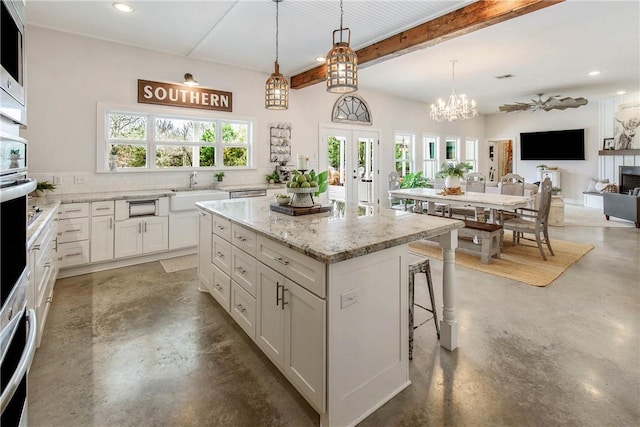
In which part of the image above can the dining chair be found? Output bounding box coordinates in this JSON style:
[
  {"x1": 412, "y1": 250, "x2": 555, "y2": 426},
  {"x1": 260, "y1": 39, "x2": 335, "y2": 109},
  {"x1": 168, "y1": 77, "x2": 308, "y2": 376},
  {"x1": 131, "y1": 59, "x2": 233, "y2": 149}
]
[
  {"x1": 502, "y1": 177, "x2": 555, "y2": 260},
  {"x1": 449, "y1": 172, "x2": 487, "y2": 221},
  {"x1": 497, "y1": 173, "x2": 525, "y2": 223}
]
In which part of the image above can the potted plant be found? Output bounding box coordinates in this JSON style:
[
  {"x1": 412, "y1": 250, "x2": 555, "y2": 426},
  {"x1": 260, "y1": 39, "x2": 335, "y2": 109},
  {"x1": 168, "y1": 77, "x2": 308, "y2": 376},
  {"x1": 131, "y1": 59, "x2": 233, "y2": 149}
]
[
  {"x1": 536, "y1": 164, "x2": 548, "y2": 170},
  {"x1": 31, "y1": 180, "x2": 56, "y2": 197},
  {"x1": 399, "y1": 171, "x2": 432, "y2": 189},
  {"x1": 214, "y1": 171, "x2": 225, "y2": 182},
  {"x1": 265, "y1": 171, "x2": 280, "y2": 184},
  {"x1": 436, "y1": 162, "x2": 473, "y2": 188}
]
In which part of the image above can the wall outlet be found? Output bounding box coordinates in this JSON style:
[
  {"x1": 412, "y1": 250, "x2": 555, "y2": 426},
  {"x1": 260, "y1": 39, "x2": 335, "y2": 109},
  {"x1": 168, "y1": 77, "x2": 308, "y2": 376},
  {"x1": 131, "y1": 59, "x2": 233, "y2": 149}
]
[
  {"x1": 53, "y1": 176, "x2": 62, "y2": 185},
  {"x1": 73, "y1": 175, "x2": 86, "y2": 185},
  {"x1": 340, "y1": 289, "x2": 358, "y2": 309}
]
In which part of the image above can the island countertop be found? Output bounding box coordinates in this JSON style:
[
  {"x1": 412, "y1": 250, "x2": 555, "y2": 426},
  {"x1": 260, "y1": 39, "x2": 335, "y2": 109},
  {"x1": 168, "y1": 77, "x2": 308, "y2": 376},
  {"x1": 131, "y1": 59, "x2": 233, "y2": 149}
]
[{"x1": 196, "y1": 198, "x2": 463, "y2": 264}]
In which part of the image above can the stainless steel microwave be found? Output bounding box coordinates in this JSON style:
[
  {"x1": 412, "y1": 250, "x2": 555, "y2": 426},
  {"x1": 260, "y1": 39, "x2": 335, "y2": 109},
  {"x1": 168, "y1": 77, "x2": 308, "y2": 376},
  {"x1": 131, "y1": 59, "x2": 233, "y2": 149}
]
[{"x1": 0, "y1": 0, "x2": 26, "y2": 125}]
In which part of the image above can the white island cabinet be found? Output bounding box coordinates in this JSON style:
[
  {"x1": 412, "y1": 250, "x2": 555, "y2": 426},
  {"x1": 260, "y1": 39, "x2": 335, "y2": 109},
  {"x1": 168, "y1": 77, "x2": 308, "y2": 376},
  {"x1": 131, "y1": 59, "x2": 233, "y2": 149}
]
[{"x1": 196, "y1": 198, "x2": 462, "y2": 427}]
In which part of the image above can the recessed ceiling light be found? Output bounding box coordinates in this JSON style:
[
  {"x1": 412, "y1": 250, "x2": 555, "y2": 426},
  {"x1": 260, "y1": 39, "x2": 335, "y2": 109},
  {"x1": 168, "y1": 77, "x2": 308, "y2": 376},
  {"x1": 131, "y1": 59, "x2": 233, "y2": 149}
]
[
  {"x1": 315, "y1": 56, "x2": 326, "y2": 63},
  {"x1": 588, "y1": 70, "x2": 600, "y2": 76},
  {"x1": 113, "y1": 2, "x2": 134, "y2": 13},
  {"x1": 616, "y1": 90, "x2": 626, "y2": 95}
]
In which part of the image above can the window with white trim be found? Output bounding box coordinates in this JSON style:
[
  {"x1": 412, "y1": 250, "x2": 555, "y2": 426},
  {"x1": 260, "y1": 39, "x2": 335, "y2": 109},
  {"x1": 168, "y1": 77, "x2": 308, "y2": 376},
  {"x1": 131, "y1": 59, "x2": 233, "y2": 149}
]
[
  {"x1": 394, "y1": 132, "x2": 414, "y2": 178},
  {"x1": 98, "y1": 105, "x2": 253, "y2": 172},
  {"x1": 465, "y1": 138, "x2": 478, "y2": 172},
  {"x1": 422, "y1": 135, "x2": 438, "y2": 180}
]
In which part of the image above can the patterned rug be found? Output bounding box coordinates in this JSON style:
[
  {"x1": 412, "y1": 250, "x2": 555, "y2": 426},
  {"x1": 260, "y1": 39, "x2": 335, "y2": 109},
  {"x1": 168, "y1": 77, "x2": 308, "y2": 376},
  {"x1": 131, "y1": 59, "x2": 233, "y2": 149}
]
[
  {"x1": 159, "y1": 254, "x2": 198, "y2": 273},
  {"x1": 408, "y1": 231, "x2": 593, "y2": 287}
]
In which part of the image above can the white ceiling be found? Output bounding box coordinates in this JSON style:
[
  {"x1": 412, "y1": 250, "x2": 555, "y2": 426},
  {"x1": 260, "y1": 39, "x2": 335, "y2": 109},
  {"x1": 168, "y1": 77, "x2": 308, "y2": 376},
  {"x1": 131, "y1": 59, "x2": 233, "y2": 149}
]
[{"x1": 26, "y1": 0, "x2": 640, "y2": 115}]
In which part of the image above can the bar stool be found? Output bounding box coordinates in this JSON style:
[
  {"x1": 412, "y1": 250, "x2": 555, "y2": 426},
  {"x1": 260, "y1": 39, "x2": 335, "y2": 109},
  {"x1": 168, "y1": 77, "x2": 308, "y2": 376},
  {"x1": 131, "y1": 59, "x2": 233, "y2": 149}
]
[{"x1": 408, "y1": 259, "x2": 440, "y2": 360}]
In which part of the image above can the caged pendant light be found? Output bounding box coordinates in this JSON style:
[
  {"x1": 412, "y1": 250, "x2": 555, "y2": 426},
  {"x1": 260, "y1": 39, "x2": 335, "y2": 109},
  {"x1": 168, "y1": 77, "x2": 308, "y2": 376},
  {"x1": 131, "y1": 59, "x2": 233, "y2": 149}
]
[
  {"x1": 326, "y1": 0, "x2": 358, "y2": 93},
  {"x1": 265, "y1": 0, "x2": 289, "y2": 110}
]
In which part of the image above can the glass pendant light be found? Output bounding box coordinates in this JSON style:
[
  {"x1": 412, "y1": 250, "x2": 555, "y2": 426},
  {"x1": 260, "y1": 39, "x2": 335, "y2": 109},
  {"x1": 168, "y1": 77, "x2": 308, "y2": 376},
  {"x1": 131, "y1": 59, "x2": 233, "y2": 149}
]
[
  {"x1": 265, "y1": 0, "x2": 289, "y2": 110},
  {"x1": 326, "y1": 0, "x2": 358, "y2": 93}
]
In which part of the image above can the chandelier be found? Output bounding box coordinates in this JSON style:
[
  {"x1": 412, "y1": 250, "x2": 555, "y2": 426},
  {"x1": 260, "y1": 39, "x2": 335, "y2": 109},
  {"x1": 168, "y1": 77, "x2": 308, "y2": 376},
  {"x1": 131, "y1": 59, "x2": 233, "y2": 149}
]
[
  {"x1": 326, "y1": 0, "x2": 358, "y2": 93},
  {"x1": 265, "y1": 0, "x2": 289, "y2": 110},
  {"x1": 430, "y1": 60, "x2": 477, "y2": 122}
]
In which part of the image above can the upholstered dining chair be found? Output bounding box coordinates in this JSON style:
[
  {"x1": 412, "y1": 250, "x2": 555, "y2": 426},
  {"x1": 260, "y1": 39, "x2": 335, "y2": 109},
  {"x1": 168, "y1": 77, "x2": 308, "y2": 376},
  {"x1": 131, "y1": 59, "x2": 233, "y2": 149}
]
[
  {"x1": 502, "y1": 177, "x2": 555, "y2": 260},
  {"x1": 449, "y1": 172, "x2": 487, "y2": 221}
]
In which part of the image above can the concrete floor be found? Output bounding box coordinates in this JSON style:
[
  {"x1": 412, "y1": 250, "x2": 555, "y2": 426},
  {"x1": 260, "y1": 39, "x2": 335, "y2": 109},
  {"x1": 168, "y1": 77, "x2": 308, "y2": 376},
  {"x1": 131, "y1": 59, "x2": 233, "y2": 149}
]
[{"x1": 29, "y1": 208, "x2": 640, "y2": 426}]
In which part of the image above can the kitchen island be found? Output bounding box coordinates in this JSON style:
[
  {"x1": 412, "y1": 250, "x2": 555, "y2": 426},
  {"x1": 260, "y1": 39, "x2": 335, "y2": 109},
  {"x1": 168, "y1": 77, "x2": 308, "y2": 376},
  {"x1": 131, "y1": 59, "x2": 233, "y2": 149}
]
[{"x1": 196, "y1": 198, "x2": 463, "y2": 426}]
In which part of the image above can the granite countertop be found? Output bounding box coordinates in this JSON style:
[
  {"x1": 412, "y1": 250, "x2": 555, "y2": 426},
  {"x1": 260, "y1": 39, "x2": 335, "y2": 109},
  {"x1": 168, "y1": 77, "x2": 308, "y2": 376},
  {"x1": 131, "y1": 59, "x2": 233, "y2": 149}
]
[
  {"x1": 196, "y1": 198, "x2": 463, "y2": 264},
  {"x1": 215, "y1": 183, "x2": 286, "y2": 192},
  {"x1": 27, "y1": 199, "x2": 61, "y2": 247}
]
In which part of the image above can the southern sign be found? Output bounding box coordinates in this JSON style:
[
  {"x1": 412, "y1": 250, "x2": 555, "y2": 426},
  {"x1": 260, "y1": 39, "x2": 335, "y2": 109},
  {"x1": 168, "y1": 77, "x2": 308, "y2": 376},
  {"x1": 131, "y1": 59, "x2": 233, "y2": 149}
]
[{"x1": 137, "y1": 79, "x2": 232, "y2": 112}]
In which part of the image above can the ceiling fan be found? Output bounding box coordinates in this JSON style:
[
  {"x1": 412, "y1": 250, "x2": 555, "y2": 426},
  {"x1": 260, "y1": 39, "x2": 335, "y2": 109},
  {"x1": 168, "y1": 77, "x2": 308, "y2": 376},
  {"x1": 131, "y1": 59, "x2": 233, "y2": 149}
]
[{"x1": 499, "y1": 93, "x2": 588, "y2": 113}]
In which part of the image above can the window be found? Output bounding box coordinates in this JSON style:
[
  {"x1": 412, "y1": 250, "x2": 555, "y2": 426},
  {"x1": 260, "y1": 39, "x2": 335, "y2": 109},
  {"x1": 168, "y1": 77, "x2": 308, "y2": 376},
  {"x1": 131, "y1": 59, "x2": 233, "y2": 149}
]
[
  {"x1": 465, "y1": 138, "x2": 478, "y2": 172},
  {"x1": 98, "y1": 104, "x2": 253, "y2": 172},
  {"x1": 422, "y1": 135, "x2": 438, "y2": 179},
  {"x1": 445, "y1": 137, "x2": 459, "y2": 162},
  {"x1": 394, "y1": 132, "x2": 414, "y2": 177}
]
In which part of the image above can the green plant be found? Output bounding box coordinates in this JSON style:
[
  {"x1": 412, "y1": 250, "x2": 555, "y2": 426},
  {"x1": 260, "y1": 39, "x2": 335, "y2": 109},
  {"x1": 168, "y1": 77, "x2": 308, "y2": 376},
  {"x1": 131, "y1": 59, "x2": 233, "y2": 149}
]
[
  {"x1": 265, "y1": 171, "x2": 280, "y2": 183},
  {"x1": 10, "y1": 149, "x2": 20, "y2": 155},
  {"x1": 36, "y1": 180, "x2": 56, "y2": 192},
  {"x1": 435, "y1": 162, "x2": 473, "y2": 179},
  {"x1": 399, "y1": 171, "x2": 432, "y2": 189},
  {"x1": 536, "y1": 164, "x2": 549, "y2": 170},
  {"x1": 214, "y1": 172, "x2": 225, "y2": 179}
]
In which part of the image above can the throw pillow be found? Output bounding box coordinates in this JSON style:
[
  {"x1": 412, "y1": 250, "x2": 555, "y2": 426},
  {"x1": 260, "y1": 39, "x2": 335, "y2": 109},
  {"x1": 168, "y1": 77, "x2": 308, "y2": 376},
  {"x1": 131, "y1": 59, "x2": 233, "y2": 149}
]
[
  {"x1": 585, "y1": 178, "x2": 597, "y2": 193},
  {"x1": 594, "y1": 179, "x2": 611, "y2": 193},
  {"x1": 633, "y1": 187, "x2": 640, "y2": 196}
]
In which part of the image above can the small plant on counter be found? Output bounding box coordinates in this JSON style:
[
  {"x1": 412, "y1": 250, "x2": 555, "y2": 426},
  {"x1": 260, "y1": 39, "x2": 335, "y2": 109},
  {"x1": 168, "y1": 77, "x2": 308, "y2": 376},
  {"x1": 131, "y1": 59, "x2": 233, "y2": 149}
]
[
  {"x1": 31, "y1": 180, "x2": 56, "y2": 197},
  {"x1": 214, "y1": 172, "x2": 225, "y2": 182},
  {"x1": 265, "y1": 171, "x2": 280, "y2": 184},
  {"x1": 536, "y1": 164, "x2": 549, "y2": 170}
]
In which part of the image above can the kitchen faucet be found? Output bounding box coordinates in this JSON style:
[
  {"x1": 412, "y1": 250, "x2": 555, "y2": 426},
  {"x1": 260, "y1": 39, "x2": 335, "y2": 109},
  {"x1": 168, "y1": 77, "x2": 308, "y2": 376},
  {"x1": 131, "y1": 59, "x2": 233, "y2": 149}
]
[{"x1": 189, "y1": 171, "x2": 197, "y2": 188}]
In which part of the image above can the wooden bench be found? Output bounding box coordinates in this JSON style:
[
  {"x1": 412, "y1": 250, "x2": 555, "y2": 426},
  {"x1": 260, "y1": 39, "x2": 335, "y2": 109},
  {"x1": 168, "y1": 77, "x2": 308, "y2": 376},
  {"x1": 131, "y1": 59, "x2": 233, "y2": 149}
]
[{"x1": 457, "y1": 220, "x2": 503, "y2": 264}]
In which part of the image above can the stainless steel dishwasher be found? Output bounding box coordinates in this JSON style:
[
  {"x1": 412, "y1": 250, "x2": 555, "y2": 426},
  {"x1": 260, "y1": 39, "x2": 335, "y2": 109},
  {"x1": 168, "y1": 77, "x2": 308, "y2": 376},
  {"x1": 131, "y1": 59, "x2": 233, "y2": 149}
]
[{"x1": 228, "y1": 189, "x2": 267, "y2": 199}]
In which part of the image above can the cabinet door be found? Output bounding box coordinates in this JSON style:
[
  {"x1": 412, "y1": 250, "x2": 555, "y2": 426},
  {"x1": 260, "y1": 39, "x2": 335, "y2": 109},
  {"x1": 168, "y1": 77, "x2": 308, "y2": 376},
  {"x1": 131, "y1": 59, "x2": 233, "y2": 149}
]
[
  {"x1": 284, "y1": 279, "x2": 326, "y2": 413},
  {"x1": 230, "y1": 281, "x2": 256, "y2": 340},
  {"x1": 256, "y1": 263, "x2": 285, "y2": 368},
  {"x1": 114, "y1": 219, "x2": 143, "y2": 258},
  {"x1": 212, "y1": 234, "x2": 232, "y2": 275},
  {"x1": 197, "y1": 211, "x2": 213, "y2": 291},
  {"x1": 57, "y1": 217, "x2": 89, "y2": 243},
  {"x1": 91, "y1": 216, "x2": 114, "y2": 262},
  {"x1": 169, "y1": 211, "x2": 198, "y2": 250},
  {"x1": 211, "y1": 264, "x2": 231, "y2": 313},
  {"x1": 142, "y1": 216, "x2": 169, "y2": 254}
]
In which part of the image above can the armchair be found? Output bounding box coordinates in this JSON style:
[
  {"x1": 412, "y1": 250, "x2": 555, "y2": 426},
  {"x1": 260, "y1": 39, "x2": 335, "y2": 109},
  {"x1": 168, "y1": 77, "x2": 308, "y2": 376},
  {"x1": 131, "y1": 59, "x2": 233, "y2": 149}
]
[{"x1": 603, "y1": 191, "x2": 640, "y2": 228}]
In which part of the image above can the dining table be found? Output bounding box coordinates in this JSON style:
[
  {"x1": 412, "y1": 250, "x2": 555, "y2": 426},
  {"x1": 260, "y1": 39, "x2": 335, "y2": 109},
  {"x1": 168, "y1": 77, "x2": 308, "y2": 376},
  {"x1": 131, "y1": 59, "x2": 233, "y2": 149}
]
[{"x1": 389, "y1": 187, "x2": 534, "y2": 223}]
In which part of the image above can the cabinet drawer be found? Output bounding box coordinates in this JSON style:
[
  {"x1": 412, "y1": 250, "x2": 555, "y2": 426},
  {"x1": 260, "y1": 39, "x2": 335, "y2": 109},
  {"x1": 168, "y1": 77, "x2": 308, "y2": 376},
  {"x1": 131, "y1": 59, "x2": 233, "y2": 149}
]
[
  {"x1": 257, "y1": 236, "x2": 326, "y2": 298},
  {"x1": 211, "y1": 264, "x2": 231, "y2": 313},
  {"x1": 91, "y1": 200, "x2": 115, "y2": 216},
  {"x1": 212, "y1": 234, "x2": 232, "y2": 276},
  {"x1": 231, "y1": 246, "x2": 257, "y2": 297},
  {"x1": 57, "y1": 240, "x2": 90, "y2": 268},
  {"x1": 231, "y1": 281, "x2": 256, "y2": 340},
  {"x1": 212, "y1": 214, "x2": 231, "y2": 241},
  {"x1": 58, "y1": 202, "x2": 89, "y2": 219},
  {"x1": 231, "y1": 223, "x2": 257, "y2": 257},
  {"x1": 57, "y1": 217, "x2": 89, "y2": 243}
]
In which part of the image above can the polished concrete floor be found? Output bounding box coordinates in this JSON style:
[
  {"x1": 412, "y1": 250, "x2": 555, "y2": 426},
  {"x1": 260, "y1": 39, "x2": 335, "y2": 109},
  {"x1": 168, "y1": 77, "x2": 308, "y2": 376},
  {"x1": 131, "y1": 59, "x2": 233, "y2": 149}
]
[{"x1": 29, "y1": 207, "x2": 640, "y2": 426}]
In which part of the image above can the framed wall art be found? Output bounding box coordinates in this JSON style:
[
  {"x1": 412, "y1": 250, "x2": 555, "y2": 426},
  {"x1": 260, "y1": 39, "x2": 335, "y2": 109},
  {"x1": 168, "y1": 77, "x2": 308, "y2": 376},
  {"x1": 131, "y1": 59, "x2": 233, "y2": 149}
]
[{"x1": 614, "y1": 102, "x2": 640, "y2": 150}]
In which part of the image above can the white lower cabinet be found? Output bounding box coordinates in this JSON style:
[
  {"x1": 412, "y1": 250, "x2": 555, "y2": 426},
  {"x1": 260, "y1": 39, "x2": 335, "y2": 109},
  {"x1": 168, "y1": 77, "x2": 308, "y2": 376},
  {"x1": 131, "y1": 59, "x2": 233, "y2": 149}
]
[
  {"x1": 114, "y1": 216, "x2": 168, "y2": 258},
  {"x1": 91, "y1": 216, "x2": 114, "y2": 262},
  {"x1": 169, "y1": 211, "x2": 198, "y2": 250},
  {"x1": 256, "y1": 263, "x2": 325, "y2": 412},
  {"x1": 211, "y1": 264, "x2": 231, "y2": 312},
  {"x1": 230, "y1": 281, "x2": 256, "y2": 340},
  {"x1": 197, "y1": 211, "x2": 213, "y2": 292}
]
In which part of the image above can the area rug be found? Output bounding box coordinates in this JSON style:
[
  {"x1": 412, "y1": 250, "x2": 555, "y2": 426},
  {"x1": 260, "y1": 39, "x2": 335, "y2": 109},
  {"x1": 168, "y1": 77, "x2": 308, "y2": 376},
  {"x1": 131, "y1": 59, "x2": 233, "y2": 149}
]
[
  {"x1": 408, "y1": 232, "x2": 593, "y2": 287},
  {"x1": 159, "y1": 254, "x2": 198, "y2": 273}
]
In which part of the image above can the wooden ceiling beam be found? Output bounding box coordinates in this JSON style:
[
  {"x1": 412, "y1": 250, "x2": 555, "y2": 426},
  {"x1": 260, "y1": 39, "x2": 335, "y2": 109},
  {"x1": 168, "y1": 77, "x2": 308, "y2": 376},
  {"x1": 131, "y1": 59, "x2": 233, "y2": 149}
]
[{"x1": 290, "y1": 0, "x2": 564, "y2": 90}]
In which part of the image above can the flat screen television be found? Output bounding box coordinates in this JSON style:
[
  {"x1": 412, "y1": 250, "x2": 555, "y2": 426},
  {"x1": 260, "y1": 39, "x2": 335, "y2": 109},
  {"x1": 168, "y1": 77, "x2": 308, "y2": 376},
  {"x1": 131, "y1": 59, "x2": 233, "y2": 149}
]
[{"x1": 520, "y1": 129, "x2": 585, "y2": 160}]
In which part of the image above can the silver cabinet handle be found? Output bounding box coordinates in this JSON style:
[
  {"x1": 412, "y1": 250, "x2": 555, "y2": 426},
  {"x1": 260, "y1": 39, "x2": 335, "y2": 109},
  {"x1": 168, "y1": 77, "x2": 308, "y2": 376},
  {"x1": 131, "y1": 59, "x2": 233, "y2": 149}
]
[
  {"x1": 236, "y1": 304, "x2": 246, "y2": 314},
  {"x1": 32, "y1": 244, "x2": 41, "y2": 251},
  {"x1": 235, "y1": 235, "x2": 247, "y2": 242},
  {"x1": 235, "y1": 266, "x2": 246, "y2": 275},
  {"x1": 64, "y1": 208, "x2": 83, "y2": 213},
  {"x1": 216, "y1": 224, "x2": 225, "y2": 230},
  {"x1": 66, "y1": 252, "x2": 83, "y2": 257},
  {"x1": 96, "y1": 207, "x2": 110, "y2": 210},
  {"x1": 138, "y1": 222, "x2": 142, "y2": 234},
  {"x1": 53, "y1": 238, "x2": 58, "y2": 251},
  {"x1": 64, "y1": 228, "x2": 82, "y2": 233},
  {"x1": 215, "y1": 251, "x2": 224, "y2": 258},
  {"x1": 199, "y1": 212, "x2": 207, "y2": 216},
  {"x1": 214, "y1": 283, "x2": 223, "y2": 291},
  {"x1": 144, "y1": 222, "x2": 147, "y2": 233},
  {"x1": 275, "y1": 257, "x2": 289, "y2": 266},
  {"x1": 281, "y1": 286, "x2": 289, "y2": 310}
]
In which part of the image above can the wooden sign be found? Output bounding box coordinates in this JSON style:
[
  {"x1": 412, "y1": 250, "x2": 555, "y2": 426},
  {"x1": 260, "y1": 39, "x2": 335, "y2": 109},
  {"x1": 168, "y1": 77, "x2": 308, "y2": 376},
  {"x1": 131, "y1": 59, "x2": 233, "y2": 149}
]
[{"x1": 137, "y1": 79, "x2": 232, "y2": 112}]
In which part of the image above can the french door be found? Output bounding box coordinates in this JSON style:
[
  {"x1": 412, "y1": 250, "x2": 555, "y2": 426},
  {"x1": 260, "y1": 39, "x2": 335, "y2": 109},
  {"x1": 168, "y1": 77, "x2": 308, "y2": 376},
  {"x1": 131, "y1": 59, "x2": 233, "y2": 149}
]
[{"x1": 319, "y1": 125, "x2": 379, "y2": 205}]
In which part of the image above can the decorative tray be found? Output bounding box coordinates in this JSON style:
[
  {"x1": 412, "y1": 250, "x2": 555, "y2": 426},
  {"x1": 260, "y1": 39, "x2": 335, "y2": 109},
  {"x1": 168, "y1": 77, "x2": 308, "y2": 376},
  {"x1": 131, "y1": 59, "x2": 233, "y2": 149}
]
[{"x1": 269, "y1": 203, "x2": 333, "y2": 216}]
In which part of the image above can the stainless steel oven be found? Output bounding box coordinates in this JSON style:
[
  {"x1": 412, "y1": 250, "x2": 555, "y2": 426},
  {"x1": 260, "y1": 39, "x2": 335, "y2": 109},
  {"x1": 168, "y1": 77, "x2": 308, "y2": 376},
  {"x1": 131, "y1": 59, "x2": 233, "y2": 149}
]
[{"x1": 1, "y1": 175, "x2": 36, "y2": 426}]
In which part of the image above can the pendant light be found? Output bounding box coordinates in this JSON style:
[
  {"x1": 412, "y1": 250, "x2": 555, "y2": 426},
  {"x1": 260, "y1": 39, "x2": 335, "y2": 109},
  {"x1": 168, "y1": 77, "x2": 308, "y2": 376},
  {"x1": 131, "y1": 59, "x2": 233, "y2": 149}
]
[
  {"x1": 265, "y1": 0, "x2": 289, "y2": 110},
  {"x1": 183, "y1": 73, "x2": 199, "y2": 86},
  {"x1": 430, "y1": 60, "x2": 477, "y2": 122},
  {"x1": 326, "y1": 0, "x2": 358, "y2": 93}
]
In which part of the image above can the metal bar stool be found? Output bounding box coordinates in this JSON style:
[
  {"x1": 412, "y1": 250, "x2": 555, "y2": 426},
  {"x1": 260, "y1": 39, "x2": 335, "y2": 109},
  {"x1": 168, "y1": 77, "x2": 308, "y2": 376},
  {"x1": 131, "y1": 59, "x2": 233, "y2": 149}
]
[{"x1": 409, "y1": 259, "x2": 440, "y2": 360}]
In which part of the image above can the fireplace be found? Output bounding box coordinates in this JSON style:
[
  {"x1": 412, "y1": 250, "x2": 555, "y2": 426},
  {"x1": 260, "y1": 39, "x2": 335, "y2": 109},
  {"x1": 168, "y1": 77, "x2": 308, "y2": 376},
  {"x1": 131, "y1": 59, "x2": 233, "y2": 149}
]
[{"x1": 619, "y1": 166, "x2": 640, "y2": 194}]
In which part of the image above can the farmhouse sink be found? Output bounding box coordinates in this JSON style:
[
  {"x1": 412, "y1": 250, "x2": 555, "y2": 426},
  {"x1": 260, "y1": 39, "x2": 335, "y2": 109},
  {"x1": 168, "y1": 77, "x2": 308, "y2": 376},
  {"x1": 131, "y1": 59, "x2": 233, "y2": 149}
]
[{"x1": 170, "y1": 189, "x2": 229, "y2": 211}]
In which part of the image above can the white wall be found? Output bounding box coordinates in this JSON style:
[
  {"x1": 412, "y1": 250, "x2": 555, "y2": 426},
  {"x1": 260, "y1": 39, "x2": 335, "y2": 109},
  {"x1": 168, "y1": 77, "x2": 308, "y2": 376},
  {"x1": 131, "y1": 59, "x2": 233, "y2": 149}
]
[
  {"x1": 485, "y1": 104, "x2": 599, "y2": 204},
  {"x1": 22, "y1": 25, "x2": 485, "y2": 204}
]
